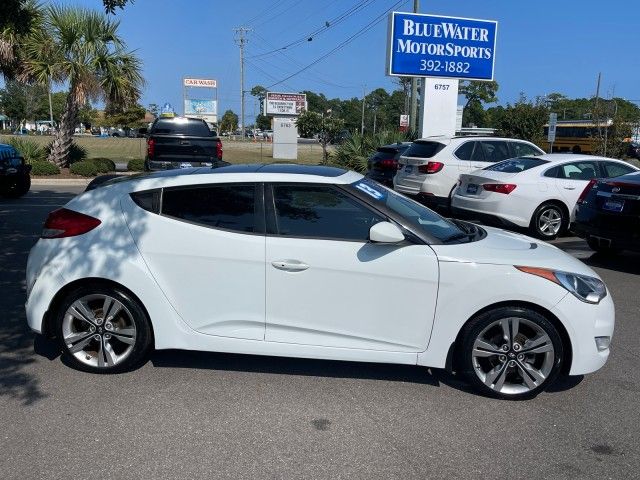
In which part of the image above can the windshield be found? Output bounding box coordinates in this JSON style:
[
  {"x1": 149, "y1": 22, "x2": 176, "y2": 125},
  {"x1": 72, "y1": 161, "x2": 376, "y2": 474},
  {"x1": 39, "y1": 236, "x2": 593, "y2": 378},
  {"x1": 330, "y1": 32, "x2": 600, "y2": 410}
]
[{"x1": 349, "y1": 179, "x2": 468, "y2": 242}]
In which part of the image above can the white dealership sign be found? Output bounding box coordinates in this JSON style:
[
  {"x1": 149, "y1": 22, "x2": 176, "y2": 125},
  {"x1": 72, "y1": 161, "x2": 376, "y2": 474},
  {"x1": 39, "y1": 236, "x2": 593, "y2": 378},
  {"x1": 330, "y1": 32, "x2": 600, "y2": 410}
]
[
  {"x1": 183, "y1": 78, "x2": 217, "y2": 88},
  {"x1": 266, "y1": 100, "x2": 297, "y2": 115},
  {"x1": 264, "y1": 92, "x2": 307, "y2": 116}
]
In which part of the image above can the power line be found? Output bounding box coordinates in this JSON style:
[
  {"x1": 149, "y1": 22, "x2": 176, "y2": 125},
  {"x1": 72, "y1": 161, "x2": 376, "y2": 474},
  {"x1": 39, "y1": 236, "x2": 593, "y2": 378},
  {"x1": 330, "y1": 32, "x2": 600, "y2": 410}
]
[
  {"x1": 244, "y1": 0, "x2": 290, "y2": 27},
  {"x1": 265, "y1": 0, "x2": 408, "y2": 90},
  {"x1": 251, "y1": 0, "x2": 306, "y2": 29},
  {"x1": 248, "y1": 0, "x2": 377, "y2": 59}
]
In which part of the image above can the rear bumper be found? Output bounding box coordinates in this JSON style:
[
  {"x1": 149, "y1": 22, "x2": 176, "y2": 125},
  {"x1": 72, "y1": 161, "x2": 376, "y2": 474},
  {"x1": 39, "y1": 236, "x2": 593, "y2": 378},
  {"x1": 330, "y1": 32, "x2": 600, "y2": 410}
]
[
  {"x1": 451, "y1": 206, "x2": 522, "y2": 230},
  {"x1": 451, "y1": 193, "x2": 531, "y2": 228},
  {"x1": 571, "y1": 221, "x2": 640, "y2": 252}
]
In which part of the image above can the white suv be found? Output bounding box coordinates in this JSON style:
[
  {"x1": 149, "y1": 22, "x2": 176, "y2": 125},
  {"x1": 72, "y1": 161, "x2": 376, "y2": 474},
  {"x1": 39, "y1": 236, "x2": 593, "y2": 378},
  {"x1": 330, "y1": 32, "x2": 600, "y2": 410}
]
[{"x1": 393, "y1": 136, "x2": 544, "y2": 208}]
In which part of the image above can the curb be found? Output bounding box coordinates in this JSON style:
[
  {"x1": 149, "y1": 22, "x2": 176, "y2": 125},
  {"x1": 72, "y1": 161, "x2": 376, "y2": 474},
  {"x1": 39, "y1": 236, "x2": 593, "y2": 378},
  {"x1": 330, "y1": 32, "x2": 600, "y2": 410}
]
[{"x1": 31, "y1": 178, "x2": 91, "y2": 185}]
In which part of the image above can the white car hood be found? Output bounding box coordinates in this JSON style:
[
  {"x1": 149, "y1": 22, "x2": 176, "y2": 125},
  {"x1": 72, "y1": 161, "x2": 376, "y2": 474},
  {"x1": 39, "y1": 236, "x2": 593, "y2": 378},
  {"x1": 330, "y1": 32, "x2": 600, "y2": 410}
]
[{"x1": 430, "y1": 226, "x2": 599, "y2": 278}]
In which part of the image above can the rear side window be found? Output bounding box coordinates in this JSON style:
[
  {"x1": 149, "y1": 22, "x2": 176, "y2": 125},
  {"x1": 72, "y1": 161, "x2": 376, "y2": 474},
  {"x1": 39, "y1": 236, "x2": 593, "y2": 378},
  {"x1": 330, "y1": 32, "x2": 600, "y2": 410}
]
[
  {"x1": 454, "y1": 141, "x2": 484, "y2": 161},
  {"x1": 162, "y1": 184, "x2": 257, "y2": 233},
  {"x1": 402, "y1": 141, "x2": 445, "y2": 159},
  {"x1": 131, "y1": 190, "x2": 161, "y2": 213},
  {"x1": 485, "y1": 157, "x2": 549, "y2": 173},
  {"x1": 557, "y1": 161, "x2": 598, "y2": 180},
  {"x1": 271, "y1": 184, "x2": 384, "y2": 241},
  {"x1": 152, "y1": 119, "x2": 213, "y2": 136},
  {"x1": 480, "y1": 141, "x2": 511, "y2": 162},
  {"x1": 511, "y1": 142, "x2": 542, "y2": 157},
  {"x1": 602, "y1": 161, "x2": 636, "y2": 178}
]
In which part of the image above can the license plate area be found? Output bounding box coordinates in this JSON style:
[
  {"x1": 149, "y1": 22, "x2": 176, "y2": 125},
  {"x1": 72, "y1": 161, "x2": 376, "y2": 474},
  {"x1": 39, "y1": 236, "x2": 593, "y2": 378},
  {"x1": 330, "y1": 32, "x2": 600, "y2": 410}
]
[
  {"x1": 602, "y1": 199, "x2": 624, "y2": 212},
  {"x1": 404, "y1": 164, "x2": 414, "y2": 174},
  {"x1": 466, "y1": 183, "x2": 479, "y2": 194}
]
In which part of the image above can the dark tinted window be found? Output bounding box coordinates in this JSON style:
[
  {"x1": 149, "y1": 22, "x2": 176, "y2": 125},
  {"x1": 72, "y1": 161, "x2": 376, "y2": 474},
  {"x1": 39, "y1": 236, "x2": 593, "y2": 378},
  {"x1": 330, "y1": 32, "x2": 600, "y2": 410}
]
[
  {"x1": 602, "y1": 161, "x2": 636, "y2": 178},
  {"x1": 485, "y1": 157, "x2": 549, "y2": 173},
  {"x1": 152, "y1": 118, "x2": 213, "y2": 136},
  {"x1": 544, "y1": 166, "x2": 559, "y2": 178},
  {"x1": 480, "y1": 141, "x2": 511, "y2": 162},
  {"x1": 402, "y1": 141, "x2": 446, "y2": 159},
  {"x1": 162, "y1": 184, "x2": 256, "y2": 232},
  {"x1": 455, "y1": 141, "x2": 484, "y2": 161},
  {"x1": 272, "y1": 185, "x2": 384, "y2": 241},
  {"x1": 511, "y1": 142, "x2": 542, "y2": 157},
  {"x1": 557, "y1": 161, "x2": 598, "y2": 180},
  {"x1": 131, "y1": 190, "x2": 161, "y2": 213}
]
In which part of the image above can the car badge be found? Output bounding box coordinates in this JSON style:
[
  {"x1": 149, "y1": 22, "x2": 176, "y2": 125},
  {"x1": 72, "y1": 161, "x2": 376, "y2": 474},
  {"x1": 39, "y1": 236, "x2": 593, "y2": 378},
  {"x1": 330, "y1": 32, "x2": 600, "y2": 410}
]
[{"x1": 611, "y1": 187, "x2": 620, "y2": 193}]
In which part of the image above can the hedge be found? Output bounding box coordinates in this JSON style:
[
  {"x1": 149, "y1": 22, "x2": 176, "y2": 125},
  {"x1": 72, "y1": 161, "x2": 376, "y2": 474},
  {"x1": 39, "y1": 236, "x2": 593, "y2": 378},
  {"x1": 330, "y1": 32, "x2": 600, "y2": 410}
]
[
  {"x1": 90, "y1": 157, "x2": 116, "y2": 173},
  {"x1": 127, "y1": 158, "x2": 145, "y2": 171},
  {"x1": 70, "y1": 161, "x2": 100, "y2": 177},
  {"x1": 30, "y1": 160, "x2": 60, "y2": 176}
]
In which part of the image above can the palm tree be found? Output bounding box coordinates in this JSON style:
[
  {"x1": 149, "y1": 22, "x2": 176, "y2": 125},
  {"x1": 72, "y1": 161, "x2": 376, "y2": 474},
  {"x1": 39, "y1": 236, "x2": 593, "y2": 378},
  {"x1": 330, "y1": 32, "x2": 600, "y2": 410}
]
[{"x1": 20, "y1": 5, "x2": 143, "y2": 166}]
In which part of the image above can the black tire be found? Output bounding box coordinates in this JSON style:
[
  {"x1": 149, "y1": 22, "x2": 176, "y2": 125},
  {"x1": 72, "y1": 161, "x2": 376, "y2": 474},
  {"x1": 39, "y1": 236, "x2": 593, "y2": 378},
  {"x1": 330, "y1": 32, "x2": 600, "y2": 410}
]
[
  {"x1": 586, "y1": 237, "x2": 621, "y2": 255},
  {"x1": 459, "y1": 306, "x2": 564, "y2": 400},
  {"x1": 2, "y1": 176, "x2": 31, "y2": 198},
  {"x1": 530, "y1": 202, "x2": 566, "y2": 240},
  {"x1": 53, "y1": 283, "x2": 153, "y2": 373}
]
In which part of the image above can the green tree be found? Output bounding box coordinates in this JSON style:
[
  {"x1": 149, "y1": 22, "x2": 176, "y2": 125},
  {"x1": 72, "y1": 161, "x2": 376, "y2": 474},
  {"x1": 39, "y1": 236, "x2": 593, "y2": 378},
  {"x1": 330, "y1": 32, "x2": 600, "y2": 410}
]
[
  {"x1": 220, "y1": 109, "x2": 238, "y2": 133},
  {"x1": 495, "y1": 94, "x2": 549, "y2": 144},
  {"x1": 460, "y1": 80, "x2": 498, "y2": 127},
  {"x1": 104, "y1": 103, "x2": 146, "y2": 128},
  {"x1": 0, "y1": 80, "x2": 47, "y2": 126},
  {"x1": 250, "y1": 85, "x2": 267, "y2": 113},
  {"x1": 255, "y1": 113, "x2": 270, "y2": 130},
  {"x1": 19, "y1": 5, "x2": 143, "y2": 166}
]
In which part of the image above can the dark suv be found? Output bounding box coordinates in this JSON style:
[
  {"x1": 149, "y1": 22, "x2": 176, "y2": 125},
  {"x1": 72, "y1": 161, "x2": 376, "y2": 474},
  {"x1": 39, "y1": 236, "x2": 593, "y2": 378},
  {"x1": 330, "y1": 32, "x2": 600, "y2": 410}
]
[
  {"x1": 143, "y1": 116, "x2": 226, "y2": 171},
  {"x1": 365, "y1": 142, "x2": 412, "y2": 187},
  {"x1": 0, "y1": 144, "x2": 31, "y2": 198}
]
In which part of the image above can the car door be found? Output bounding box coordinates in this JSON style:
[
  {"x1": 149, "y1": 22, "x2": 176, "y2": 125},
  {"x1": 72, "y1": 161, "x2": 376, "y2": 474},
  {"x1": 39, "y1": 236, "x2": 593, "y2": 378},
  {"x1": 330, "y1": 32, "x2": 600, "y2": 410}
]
[
  {"x1": 264, "y1": 183, "x2": 439, "y2": 352},
  {"x1": 455, "y1": 140, "x2": 485, "y2": 173},
  {"x1": 121, "y1": 183, "x2": 266, "y2": 340},
  {"x1": 553, "y1": 160, "x2": 599, "y2": 207}
]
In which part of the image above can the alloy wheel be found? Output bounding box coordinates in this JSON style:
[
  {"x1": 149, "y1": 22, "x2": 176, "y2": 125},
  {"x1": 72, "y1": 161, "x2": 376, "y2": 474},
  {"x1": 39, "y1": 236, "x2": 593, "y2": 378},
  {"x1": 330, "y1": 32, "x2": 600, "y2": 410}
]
[
  {"x1": 471, "y1": 317, "x2": 555, "y2": 395},
  {"x1": 61, "y1": 294, "x2": 137, "y2": 368},
  {"x1": 537, "y1": 207, "x2": 562, "y2": 236}
]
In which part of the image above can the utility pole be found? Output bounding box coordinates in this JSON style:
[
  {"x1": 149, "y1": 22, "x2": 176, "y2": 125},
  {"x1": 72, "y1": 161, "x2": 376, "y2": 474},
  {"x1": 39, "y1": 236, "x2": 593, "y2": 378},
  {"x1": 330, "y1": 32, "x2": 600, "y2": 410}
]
[
  {"x1": 409, "y1": 0, "x2": 419, "y2": 132},
  {"x1": 594, "y1": 72, "x2": 601, "y2": 141},
  {"x1": 234, "y1": 26, "x2": 251, "y2": 137},
  {"x1": 361, "y1": 85, "x2": 367, "y2": 135}
]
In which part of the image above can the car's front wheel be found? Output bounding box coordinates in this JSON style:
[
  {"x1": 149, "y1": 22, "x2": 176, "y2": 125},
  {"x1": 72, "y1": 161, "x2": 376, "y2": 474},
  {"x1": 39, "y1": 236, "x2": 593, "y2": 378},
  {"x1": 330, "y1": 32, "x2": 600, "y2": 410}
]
[
  {"x1": 54, "y1": 284, "x2": 152, "y2": 373},
  {"x1": 460, "y1": 306, "x2": 564, "y2": 399}
]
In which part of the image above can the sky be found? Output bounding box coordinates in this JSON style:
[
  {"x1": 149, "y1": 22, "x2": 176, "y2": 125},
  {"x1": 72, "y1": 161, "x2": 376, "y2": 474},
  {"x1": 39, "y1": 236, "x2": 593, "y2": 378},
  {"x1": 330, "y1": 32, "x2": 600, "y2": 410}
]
[{"x1": 47, "y1": 0, "x2": 640, "y2": 122}]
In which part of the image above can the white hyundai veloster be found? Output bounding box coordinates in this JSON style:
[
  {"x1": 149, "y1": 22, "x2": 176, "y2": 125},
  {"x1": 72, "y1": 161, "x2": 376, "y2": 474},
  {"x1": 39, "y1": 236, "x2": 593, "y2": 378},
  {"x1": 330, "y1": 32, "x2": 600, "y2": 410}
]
[{"x1": 26, "y1": 164, "x2": 614, "y2": 399}]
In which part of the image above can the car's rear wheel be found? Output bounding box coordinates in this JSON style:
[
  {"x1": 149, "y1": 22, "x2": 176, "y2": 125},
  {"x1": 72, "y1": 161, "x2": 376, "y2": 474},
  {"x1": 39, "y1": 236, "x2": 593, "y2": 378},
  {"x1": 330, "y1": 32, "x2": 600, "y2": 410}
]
[
  {"x1": 460, "y1": 306, "x2": 563, "y2": 399},
  {"x1": 54, "y1": 284, "x2": 152, "y2": 373},
  {"x1": 530, "y1": 203, "x2": 565, "y2": 240}
]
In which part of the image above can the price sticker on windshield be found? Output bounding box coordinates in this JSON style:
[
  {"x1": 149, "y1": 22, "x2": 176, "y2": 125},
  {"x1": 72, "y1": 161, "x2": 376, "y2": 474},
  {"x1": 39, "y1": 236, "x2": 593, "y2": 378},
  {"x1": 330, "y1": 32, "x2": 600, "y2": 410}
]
[{"x1": 355, "y1": 182, "x2": 386, "y2": 200}]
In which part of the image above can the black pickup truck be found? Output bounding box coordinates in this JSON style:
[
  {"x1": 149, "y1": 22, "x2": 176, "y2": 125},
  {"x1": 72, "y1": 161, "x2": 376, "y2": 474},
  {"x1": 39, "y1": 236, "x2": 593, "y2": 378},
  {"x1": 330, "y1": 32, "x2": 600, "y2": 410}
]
[{"x1": 143, "y1": 116, "x2": 226, "y2": 171}]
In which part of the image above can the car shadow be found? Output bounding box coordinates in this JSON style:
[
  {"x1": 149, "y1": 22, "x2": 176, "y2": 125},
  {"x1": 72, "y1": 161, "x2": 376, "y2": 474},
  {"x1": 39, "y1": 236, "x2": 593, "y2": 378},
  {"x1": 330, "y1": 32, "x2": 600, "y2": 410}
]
[{"x1": 150, "y1": 349, "x2": 441, "y2": 386}]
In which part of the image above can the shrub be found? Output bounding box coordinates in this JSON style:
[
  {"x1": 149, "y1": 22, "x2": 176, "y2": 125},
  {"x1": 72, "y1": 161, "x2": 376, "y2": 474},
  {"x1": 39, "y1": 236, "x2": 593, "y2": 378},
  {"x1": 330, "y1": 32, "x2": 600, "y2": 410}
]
[
  {"x1": 30, "y1": 160, "x2": 60, "y2": 176},
  {"x1": 45, "y1": 141, "x2": 88, "y2": 165},
  {"x1": 70, "y1": 160, "x2": 99, "y2": 177},
  {"x1": 6, "y1": 137, "x2": 46, "y2": 163},
  {"x1": 127, "y1": 158, "x2": 145, "y2": 171},
  {"x1": 90, "y1": 157, "x2": 116, "y2": 172}
]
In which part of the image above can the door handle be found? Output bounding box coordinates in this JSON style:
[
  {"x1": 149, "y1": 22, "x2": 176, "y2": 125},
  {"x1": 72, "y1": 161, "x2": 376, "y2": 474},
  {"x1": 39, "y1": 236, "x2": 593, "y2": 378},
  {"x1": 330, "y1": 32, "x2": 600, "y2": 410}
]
[
  {"x1": 180, "y1": 140, "x2": 191, "y2": 145},
  {"x1": 271, "y1": 260, "x2": 309, "y2": 272},
  {"x1": 563, "y1": 186, "x2": 576, "y2": 190}
]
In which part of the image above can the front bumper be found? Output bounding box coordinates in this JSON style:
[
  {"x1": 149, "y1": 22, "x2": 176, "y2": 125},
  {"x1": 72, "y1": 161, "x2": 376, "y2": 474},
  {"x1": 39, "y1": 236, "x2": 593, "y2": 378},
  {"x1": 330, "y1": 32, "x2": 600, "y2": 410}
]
[{"x1": 552, "y1": 289, "x2": 615, "y2": 375}]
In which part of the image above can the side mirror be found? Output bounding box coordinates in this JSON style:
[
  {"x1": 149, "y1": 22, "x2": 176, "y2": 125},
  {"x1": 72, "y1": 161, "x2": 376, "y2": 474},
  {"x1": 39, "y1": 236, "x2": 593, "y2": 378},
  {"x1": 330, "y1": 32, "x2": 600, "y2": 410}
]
[
  {"x1": 369, "y1": 222, "x2": 405, "y2": 244},
  {"x1": 138, "y1": 127, "x2": 148, "y2": 135}
]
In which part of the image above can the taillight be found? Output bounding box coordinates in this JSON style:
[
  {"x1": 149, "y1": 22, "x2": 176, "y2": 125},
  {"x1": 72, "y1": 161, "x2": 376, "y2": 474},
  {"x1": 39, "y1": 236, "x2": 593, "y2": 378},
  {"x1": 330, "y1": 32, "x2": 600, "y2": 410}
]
[
  {"x1": 379, "y1": 158, "x2": 397, "y2": 169},
  {"x1": 483, "y1": 183, "x2": 517, "y2": 194},
  {"x1": 418, "y1": 161, "x2": 444, "y2": 174},
  {"x1": 41, "y1": 208, "x2": 101, "y2": 238},
  {"x1": 147, "y1": 138, "x2": 155, "y2": 158},
  {"x1": 577, "y1": 179, "x2": 598, "y2": 204},
  {"x1": 216, "y1": 141, "x2": 223, "y2": 160}
]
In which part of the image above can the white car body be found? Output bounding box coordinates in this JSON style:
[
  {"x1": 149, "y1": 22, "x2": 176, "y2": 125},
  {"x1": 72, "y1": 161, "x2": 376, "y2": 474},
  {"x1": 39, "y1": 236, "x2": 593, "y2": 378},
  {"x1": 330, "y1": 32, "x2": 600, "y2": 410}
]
[
  {"x1": 26, "y1": 166, "x2": 613, "y2": 385},
  {"x1": 394, "y1": 136, "x2": 544, "y2": 205},
  {"x1": 452, "y1": 154, "x2": 639, "y2": 228}
]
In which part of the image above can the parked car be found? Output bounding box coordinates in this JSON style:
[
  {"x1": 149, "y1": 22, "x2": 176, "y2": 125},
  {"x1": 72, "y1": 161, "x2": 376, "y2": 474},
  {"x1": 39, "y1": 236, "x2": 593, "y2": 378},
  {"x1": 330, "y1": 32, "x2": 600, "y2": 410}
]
[
  {"x1": 394, "y1": 136, "x2": 544, "y2": 209},
  {"x1": 142, "y1": 116, "x2": 226, "y2": 171},
  {"x1": 627, "y1": 142, "x2": 640, "y2": 159},
  {"x1": 365, "y1": 142, "x2": 412, "y2": 187},
  {"x1": 26, "y1": 165, "x2": 613, "y2": 399},
  {"x1": 571, "y1": 171, "x2": 640, "y2": 254},
  {"x1": 0, "y1": 144, "x2": 31, "y2": 198},
  {"x1": 452, "y1": 154, "x2": 638, "y2": 240}
]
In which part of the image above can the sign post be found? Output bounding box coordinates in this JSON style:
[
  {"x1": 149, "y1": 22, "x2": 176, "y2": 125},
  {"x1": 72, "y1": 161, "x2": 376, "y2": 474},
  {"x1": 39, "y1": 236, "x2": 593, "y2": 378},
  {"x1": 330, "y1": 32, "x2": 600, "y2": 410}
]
[
  {"x1": 387, "y1": 12, "x2": 497, "y2": 138},
  {"x1": 264, "y1": 92, "x2": 307, "y2": 160},
  {"x1": 547, "y1": 112, "x2": 557, "y2": 153}
]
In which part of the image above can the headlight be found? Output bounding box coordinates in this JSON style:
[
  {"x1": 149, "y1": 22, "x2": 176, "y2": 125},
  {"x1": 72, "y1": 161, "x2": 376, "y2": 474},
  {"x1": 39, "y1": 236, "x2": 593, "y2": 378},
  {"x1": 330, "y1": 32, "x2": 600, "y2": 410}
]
[{"x1": 516, "y1": 266, "x2": 607, "y2": 304}]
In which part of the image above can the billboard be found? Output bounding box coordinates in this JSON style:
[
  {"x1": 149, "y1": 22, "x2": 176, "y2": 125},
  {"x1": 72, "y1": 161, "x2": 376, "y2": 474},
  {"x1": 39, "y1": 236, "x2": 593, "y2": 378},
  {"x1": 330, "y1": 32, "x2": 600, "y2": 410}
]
[
  {"x1": 387, "y1": 12, "x2": 497, "y2": 80},
  {"x1": 184, "y1": 78, "x2": 217, "y2": 88},
  {"x1": 265, "y1": 92, "x2": 307, "y2": 116},
  {"x1": 184, "y1": 99, "x2": 217, "y2": 116}
]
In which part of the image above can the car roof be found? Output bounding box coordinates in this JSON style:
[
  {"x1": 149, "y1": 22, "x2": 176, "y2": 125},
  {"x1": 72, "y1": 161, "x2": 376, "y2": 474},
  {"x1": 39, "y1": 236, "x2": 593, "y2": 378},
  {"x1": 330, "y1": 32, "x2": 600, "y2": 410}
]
[
  {"x1": 378, "y1": 142, "x2": 412, "y2": 150},
  {"x1": 414, "y1": 136, "x2": 537, "y2": 143},
  {"x1": 534, "y1": 153, "x2": 631, "y2": 163}
]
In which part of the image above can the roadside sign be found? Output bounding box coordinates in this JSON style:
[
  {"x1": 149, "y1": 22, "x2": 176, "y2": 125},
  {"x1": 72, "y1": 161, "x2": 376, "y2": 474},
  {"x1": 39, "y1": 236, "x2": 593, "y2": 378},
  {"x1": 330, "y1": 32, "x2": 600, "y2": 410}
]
[
  {"x1": 400, "y1": 115, "x2": 409, "y2": 127},
  {"x1": 548, "y1": 113, "x2": 557, "y2": 143},
  {"x1": 387, "y1": 12, "x2": 497, "y2": 80},
  {"x1": 183, "y1": 78, "x2": 217, "y2": 87},
  {"x1": 264, "y1": 92, "x2": 307, "y2": 116}
]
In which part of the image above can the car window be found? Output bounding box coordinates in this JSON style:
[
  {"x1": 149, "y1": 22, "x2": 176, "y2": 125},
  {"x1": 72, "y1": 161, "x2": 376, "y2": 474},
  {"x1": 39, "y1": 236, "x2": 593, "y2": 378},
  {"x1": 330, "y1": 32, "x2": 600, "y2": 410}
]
[
  {"x1": 602, "y1": 161, "x2": 636, "y2": 178},
  {"x1": 152, "y1": 118, "x2": 212, "y2": 136},
  {"x1": 402, "y1": 141, "x2": 446, "y2": 159},
  {"x1": 558, "y1": 161, "x2": 598, "y2": 180},
  {"x1": 455, "y1": 141, "x2": 484, "y2": 161},
  {"x1": 543, "y1": 166, "x2": 559, "y2": 178},
  {"x1": 511, "y1": 142, "x2": 542, "y2": 157},
  {"x1": 480, "y1": 141, "x2": 511, "y2": 162},
  {"x1": 272, "y1": 185, "x2": 384, "y2": 241},
  {"x1": 485, "y1": 157, "x2": 549, "y2": 173},
  {"x1": 161, "y1": 184, "x2": 257, "y2": 233}
]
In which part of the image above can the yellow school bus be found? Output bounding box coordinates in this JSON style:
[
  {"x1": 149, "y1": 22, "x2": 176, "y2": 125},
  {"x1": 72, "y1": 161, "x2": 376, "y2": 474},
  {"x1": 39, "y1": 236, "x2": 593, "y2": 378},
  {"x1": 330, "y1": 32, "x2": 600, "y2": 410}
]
[{"x1": 541, "y1": 119, "x2": 612, "y2": 154}]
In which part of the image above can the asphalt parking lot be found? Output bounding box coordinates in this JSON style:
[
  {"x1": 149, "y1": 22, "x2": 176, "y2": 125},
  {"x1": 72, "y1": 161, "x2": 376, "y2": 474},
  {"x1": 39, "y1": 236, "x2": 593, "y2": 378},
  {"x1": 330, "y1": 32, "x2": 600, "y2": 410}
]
[{"x1": 1, "y1": 184, "x2": 639, "y2": 479}]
